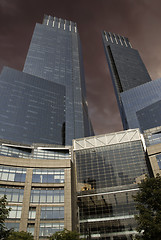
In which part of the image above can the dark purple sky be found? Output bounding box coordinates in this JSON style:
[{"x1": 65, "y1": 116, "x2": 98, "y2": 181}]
[{"x1": 1, "y1": 0, "x2": 161, "y2": 135}]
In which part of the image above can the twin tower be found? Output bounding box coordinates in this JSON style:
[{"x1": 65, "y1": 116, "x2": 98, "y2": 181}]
[
  {"x1": 0, "y1": 14, "x2": 161, "y2": 239},
  {"x1": 0, "y1": 15, "x2": 160, "y2": 146}
]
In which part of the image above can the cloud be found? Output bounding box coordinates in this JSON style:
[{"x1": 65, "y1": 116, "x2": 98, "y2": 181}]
[
  {"x1": 1, "y1": 0, "x2": 161, "y2": 135},
  {"x1": 0, "y1": 0, "x2": 20, "y2": 15}
]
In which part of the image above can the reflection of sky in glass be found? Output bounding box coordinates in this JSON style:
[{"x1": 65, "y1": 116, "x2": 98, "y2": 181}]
[
  {"x1": 23, "y1": 18, "x2": 92, "y2": 145},
  {"x1": 156, "y1": 154, "x2": 161, "y2": 169},
  {"x1": 148, "y1": 133, "x2": 161, "y2": 146},
  {"x1": 75, "y1": 140, "x2": 148, "y2": 192},
  {"x1": 32, "y1": 169, "x2": 64, "y2": 183},
  {"x1": 121, "y1": 78, "x2": 161, "y2": 130}
]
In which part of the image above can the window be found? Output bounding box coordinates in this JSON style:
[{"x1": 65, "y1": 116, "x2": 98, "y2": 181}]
[
  {"x1": 5, "y1": 222, "x2": 19, "y2": 231},
  {"x1": 28, "y1": 207, "x2": 36, "y2": 219},
  {"x1": 0, "y1": 187, "x2": 24, "y2": 203},
  {"x1": 0, "y1": 166, "x2": 26, "y2": 182},
  {"x1": 8, "y1": 206, "x2": 22, "y2": 219},
  {"x1": 40, "y1": 207, "x2": 64, "y2": 220},
  {"x1": 30, "y1": 188, "x2": 64, "y2": 203},
  {"x1": 39, "y1": 223, "x2": 64, "y2": 237},
  {"x1": 27, "y1": 223, "x2": 35, "y2": 235},
  {"x1": 156, "y1": 154, "x2": 161, "y2": 169},
  {"x1": 32, "y1": 169, "x2": 64, "y2": 183}
]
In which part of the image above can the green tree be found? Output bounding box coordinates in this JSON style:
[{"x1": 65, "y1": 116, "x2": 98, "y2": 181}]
[
  {"x1": 0, "y1": 195, "x2": 11, "y2": 239},
  {"x1": 133, "y1": 174, "x2": 161, "y2": 240},
  {"x1": 48, "y1": 229, "x2": 83, "y2": 240},
  {"x1": 7, "y1": 231, "x2": 34, "y2": 240}
]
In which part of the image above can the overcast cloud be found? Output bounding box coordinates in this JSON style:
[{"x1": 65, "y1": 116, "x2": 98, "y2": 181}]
[{"x1": 0, "y1": 0, "x2": 161, "y2": 134}]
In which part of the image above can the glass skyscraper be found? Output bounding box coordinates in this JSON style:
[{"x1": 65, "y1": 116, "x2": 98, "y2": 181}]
[
  {"x1": 102, "y1": 31, "x2": 161, "y2": 133},
  {"x1": 102, "y1": 31, "x2": 152, "y2": 129},
  {"x1": 0, "y1": 15, "x2": 93, "y2": 239},
  {"x1": 0, "y1": 14, "x2": 159, "y2": 240},
  {"x1": 0, "y1": 15, "x2": 93, "y2": 146},
  {"x1": 23, "y1": 15, "x2": 93, "y2": 145},
  {"x1": 121, "y1": 78, "x2": 161, "y2": 132},
  {"x1": 0, "y1": 67, "x2": 65, "y2": 145}
]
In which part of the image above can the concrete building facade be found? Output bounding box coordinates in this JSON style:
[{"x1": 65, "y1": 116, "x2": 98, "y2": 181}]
[
  {"x1": 0, "y1": 141, "x2": 72, "y2": 239},
  {"x1": 143, "y1": 126, "x2": 161, "y2": 177}
]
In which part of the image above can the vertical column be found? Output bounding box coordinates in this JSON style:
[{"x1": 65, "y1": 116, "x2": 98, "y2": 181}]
[
  {"x1": 34, "y1": 206, "x2": 41, "y2": 240},
  {"x1": 64, "y1": 168, "x2": 72, "y2": 230},
  {"x1": 71, "y1": 155, "x2": 78, "y2": 231},
  {"x1": 19, "y1": 169, "x2": 33, "y2": 231}
]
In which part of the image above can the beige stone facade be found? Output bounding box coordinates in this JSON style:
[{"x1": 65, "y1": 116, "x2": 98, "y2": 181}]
[
  {"x1": 0, "y1": 142, "x2": 72, "y2": 239},
  {"x1": 146, "y1": 143, "x2": 161, "y2": 176},
  {"x1": 144, "y1": 126, "x2": 161, "y2": 177}
]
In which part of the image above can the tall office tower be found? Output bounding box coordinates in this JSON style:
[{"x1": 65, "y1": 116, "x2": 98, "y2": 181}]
[
  {"x1": 0, "y1": 15, "x2": 93, "y2": 146},
  {"x1": 102, "y1": 32, "x2": 152, "y2": 129},
  {"x1": 23, "y1": 15, "x2": 93, "y2": 146},
  {"x1": 0, "y1": 67, "x2": 65, "y2": 145},
  {"x1": 121, "y1": 78, "x2": 161, "y2": 132},
  {"x1": 73, "y1": 129, "x2": 150, "y2": 239},
  {"x1": 0, "y1": 15, "x2": 93, "y2": 239}
]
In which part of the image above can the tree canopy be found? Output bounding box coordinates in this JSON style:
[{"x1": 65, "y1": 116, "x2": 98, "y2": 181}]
[
  {"x1": 133, "y1": 174, "x2": 161, "y2": 240},
  {"x1": 7, "y1": 231, "x2": 34, "y2": 240},
  {"x1": 0, "y1": 196, "x2": 33, "y2": 240},
  {"x1": 48, "y1": 229, "x2": 83, "y2": 240},
  {"x1": 0, "y1": 195, "x2": 11, "y2": 239}
]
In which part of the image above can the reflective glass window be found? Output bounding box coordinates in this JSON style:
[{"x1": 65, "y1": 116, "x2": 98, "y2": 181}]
[
  {"x1": 8, "y1": 206, "x2": 22, "y2": 219},
  {"x1": 75, "y1": 141, "x2": 148, "y2": 191},
  {"x1": 40, "y1": 207, "x2": 64, "y2": 220},
  {"x1": 27, "y1": 223, "x2": 35, "y2": 236},
  {"x1": 30, "y1": 188, "x2": 64, "y2": 203},
  {"x1": 0, "y1": 166, "x2": 26, "y2": 183},
  {"x1": 5, "y1": 222, "x2": 19, "y2": 231},
  {"x1": 32, "y1": 169, "x2": 64, "y2": 183},
  {"x1": 39, "y1": 222, "x2": 64, "y2": 237},
  {"x1": 28, "y1": 207, "x2": 36, "y2": 219},
  {"x1": 0, "y1": 187, "x2": 24, "y2": 203},
  {"x1": 156, "y1": 154, "x2": 161, "y2": 169}
]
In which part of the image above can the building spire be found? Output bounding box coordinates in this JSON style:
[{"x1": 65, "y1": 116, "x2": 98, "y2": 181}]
[{"x1": 103, "y1": 31, "x2": 132, "y2": 48}]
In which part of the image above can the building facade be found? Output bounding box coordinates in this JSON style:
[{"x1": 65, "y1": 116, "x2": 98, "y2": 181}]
[
  {"x1": 0, "y1": 14, "x2": 93, "y2": 239},
  {"x1": 102, "y1": 31, "x2": 152, "y2": 130},
  {"x1": 23, "y1": 15, "x2": 93, "y2": 145},
  {"x1": 73, "y1": 129, "x2": 150, "y2": 239},
  {"x1": 120, "y1": 78, "x2": 161, "y2": 132},
  {"x1": 0, "y1": 15, "x2": 93, "y2": 146},
  {"x1": 0, "y1": 14, "x2": 160, "y2": 240},
  {"x1": 102, "y1": 31, "x2": 161, "y2": 133},
  {"x1": 0, "y1": 140, "x2": 72, "y2": 240},
  {"x1": 0, "y1": 67, "x2": 65, "y2": 145},
  {"x1": 143, "y1": 126, "x2": 161, "y2": 177}
]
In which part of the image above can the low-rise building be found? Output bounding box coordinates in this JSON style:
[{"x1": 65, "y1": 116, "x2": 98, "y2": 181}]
[
  {"x1": 73, "y1": 129, "x2": 150, "y2": 239},
  {"x1": 0, "y1": 140, "x2": 72, "y2": 239}
]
